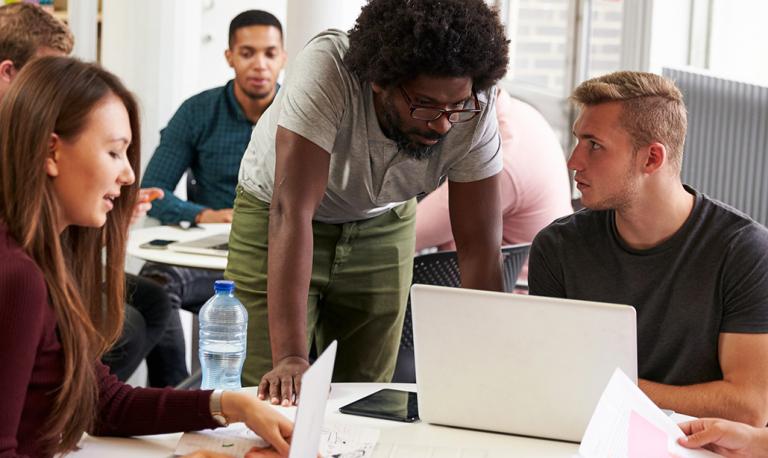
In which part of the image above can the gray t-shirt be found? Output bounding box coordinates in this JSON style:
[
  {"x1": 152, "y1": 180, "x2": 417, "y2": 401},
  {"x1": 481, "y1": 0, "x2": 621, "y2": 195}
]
[
  {"x1": 529, "y1": 186, "x2": 768, "y2": 385},
  {"x1": 238, "y1": 29, "x2": 503, "y2": 224}
]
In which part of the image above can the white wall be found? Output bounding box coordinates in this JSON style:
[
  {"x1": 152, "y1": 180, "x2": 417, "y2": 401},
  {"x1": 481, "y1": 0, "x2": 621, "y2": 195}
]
[
  {"x1": 101, "y1": 0, "x2": 201, "y2": 175},
  {"x1": 284, "y1": 0, "x2": 365, "y2": 76},
  {"x1": 67, "y1": 0, "x2": 98, "y2": 61}
]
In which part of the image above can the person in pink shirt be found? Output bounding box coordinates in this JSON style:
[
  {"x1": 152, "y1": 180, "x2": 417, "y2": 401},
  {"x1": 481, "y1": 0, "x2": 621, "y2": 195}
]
[{"x1": 415, "y1": 89, "x2": 573, "y2": 279}]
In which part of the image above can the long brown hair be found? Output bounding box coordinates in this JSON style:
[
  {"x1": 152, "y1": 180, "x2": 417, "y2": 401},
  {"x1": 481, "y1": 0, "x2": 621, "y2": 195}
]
[{"x1": 0, "y1": 57, "x2": 140, "y2": 454}]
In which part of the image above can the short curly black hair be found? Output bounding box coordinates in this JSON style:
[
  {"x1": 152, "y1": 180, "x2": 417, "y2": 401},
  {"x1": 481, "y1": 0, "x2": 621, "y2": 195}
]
[{"x1": 344, "y1": 0, "x2": 509, "y2": 91}]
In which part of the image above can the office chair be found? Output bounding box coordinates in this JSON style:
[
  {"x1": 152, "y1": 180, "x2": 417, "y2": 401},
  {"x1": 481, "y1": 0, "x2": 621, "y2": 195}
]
[{"x1": 391, "y1": 243, "x2": 531, "y2": 383}]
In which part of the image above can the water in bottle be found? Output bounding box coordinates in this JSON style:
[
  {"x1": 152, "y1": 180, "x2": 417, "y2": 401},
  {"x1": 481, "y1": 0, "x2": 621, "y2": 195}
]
[{"x1": 199, "y1": 280, "x2": 248, "y2": 390}]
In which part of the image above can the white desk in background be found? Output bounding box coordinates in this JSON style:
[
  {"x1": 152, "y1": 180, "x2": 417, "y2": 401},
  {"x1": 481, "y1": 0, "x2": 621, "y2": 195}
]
[
  {"x1": 71, "y1": 383, "x2": 580, "y2": 458},
  {"x1": 127, "y1": 223, "x2": 230, "y2": 377},
  {"x1": 127, "y1": 223, "x2": 230, "y2": 271}
]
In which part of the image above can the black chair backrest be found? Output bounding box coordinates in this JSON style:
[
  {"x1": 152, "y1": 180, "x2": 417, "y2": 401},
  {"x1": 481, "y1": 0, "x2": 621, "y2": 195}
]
[
  {"x1": 411, "y1": 250, "x2": 462, "y2": 288},
  {"x1": 396, "y1": 243, "x2": 531, "y2": 361},
  {"x1": 501, "y1": 243, "x2": 530, "y2": 292},
  {"x1": 398, "y1": 251, "x2": 461, "y2": 357}
]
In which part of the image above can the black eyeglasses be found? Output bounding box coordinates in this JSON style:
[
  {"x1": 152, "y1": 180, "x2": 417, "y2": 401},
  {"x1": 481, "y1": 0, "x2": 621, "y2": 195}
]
[{"x1": 399, "y1": 86, "x2": 481, "y2": 124}]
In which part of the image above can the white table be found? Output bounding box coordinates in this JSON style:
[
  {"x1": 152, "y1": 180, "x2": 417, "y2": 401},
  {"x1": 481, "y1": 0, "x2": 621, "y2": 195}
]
[
  {"x1": 127, "y1": 223, "x2": 231, "y2": 377},
  {"x1": 71, "y1": 383, "x2": 580, "y2": 457},
  {"x1": 127, "y1": 223, "x2": 230, "y2": 270}
]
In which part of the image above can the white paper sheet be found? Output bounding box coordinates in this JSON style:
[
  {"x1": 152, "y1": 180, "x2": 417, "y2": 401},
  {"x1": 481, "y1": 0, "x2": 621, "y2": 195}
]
[
  {"x1": 175, "y1": 423, "x2": 379, "y2": 457},
  {"x1": 175, "y1": 423, "x2": 268, "y2": 456},
  {"x1": 176, "y1": 341, "x2": 379, "y2": 457},
  {"x1": 579, "y1": 368, "x2": 721, "y2": 458},
  {"x1": 320, "y1": 421, "x2": 379, "y2": 457}
]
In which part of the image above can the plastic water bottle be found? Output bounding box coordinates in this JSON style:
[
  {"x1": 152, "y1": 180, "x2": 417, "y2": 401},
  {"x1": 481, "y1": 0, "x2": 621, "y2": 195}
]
[{"x1": 199, "y1": 280, "x2": 248, "y2": 390}]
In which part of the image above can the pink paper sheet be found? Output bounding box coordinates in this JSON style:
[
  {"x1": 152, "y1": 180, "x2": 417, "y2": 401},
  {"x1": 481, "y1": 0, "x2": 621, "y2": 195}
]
[{"x1": 628, "y1": 410, "x2": 675, "y2": 458}]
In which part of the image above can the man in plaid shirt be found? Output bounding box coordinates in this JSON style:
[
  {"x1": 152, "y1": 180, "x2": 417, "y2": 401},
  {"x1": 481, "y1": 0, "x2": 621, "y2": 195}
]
[{"x1": 139, "y1": 10, "x2": 286, "y2": 386}]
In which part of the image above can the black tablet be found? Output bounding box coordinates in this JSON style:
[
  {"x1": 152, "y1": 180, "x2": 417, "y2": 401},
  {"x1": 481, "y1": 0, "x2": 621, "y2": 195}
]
[{"x1": 339, "y1": 388, "x2": 419, "y2": 423}]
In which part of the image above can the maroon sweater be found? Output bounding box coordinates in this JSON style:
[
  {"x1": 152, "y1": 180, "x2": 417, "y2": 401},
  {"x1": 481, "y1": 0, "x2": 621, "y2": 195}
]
[{"x1": 0, "y1": 222, "x2": 218, "y2": 457}]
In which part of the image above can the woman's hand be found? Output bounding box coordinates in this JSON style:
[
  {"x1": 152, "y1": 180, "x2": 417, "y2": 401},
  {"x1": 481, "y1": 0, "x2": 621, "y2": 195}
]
[
  {"x1": 678, "y1": 418, "x2": 768, "y2": 457},
  {"x1": 180, "y1": 446, "x2": 286, "y2": 458},
  {"x1": 244, "y1": 447, "x2": 285, "y2": 458},
  {"x1": 181, "y1": 447, "x2": 284, "y2": 458},
  {"x1": 220, "y1": 391, "x2": 293, "y2": 456},
  {"x1": 181, "y1": 451, "x2": 237, "y2": 458}
]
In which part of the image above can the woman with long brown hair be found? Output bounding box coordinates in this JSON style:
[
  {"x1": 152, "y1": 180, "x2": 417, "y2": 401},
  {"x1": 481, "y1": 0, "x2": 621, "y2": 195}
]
[{"x1": 0, "y1": 56, "x2": 291, "y2": 457}]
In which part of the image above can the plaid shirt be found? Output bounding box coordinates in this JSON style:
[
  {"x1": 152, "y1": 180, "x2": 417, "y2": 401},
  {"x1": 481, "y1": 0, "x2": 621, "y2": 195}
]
[{"x1": 142, "y1": 80, "x2": 261, "y2": 224}]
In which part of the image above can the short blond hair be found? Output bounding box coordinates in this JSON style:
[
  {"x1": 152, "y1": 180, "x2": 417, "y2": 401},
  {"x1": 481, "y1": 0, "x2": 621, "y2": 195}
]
[
  {"x1": 0, "y1": 3, "x2": 73, "y2": 69},
  {"x1": 571, "y1": 71, "x2": 688, "y2": 172}
]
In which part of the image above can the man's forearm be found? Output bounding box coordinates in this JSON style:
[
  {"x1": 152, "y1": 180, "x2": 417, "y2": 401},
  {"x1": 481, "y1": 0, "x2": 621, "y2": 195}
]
[
  {"x1": 447, "y1": 174, "x2": 503, "y2": 291},
  {"x1": 456, "y1": 246, "x2": 503, "y2": 291},
  {"x1": 266, "y1": 211, "x2": 314, "y2": 364},
  {"x1": 640, "y1": 378, "x2": 768, "y2": 426}
]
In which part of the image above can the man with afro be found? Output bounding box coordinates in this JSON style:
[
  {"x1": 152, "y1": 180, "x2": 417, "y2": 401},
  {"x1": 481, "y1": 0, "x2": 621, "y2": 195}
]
[{"x1": 227, "y1": 0, "x2": 510, "y2": 403}]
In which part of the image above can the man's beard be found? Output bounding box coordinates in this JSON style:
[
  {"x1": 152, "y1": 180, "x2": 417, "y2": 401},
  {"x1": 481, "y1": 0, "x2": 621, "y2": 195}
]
[
  {"x1": 586, "y1": 164, "x2": 641, "y2": 212},
  {"x1": 238, "y1": 81, "x2": 273, "y2": 101},
  {"x1": 381, "y1": 97, "x2": 444, "y2": 160}
]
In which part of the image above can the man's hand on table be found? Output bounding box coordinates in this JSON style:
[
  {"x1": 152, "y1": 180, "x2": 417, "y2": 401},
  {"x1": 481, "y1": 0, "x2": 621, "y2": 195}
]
[
  {"x1": 258, "y1": 356, "x2": 311, "y2": 406},
  {"x1": 196, "y1": 208, "x2": 234, "y2": 223}
]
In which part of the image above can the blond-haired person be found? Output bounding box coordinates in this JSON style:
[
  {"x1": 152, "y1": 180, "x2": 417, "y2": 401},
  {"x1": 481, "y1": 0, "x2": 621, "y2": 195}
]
[
  {"x1": 0, "y1": 2, "x2": 72, "y2": 99},
  {"x1": 0, "y1": 56, "x2": 290, "y2": 457},
  {"x1": 529, "y1": 71, "x2": 768, "y2": 425}
]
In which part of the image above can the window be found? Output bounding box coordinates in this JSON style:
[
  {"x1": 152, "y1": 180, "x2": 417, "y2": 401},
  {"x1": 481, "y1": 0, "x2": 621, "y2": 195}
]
[
  {"x1": 497, "y1": 0, "x2": 626, "y2": 148},
  {"x1": 707, "y1": 0, "x2": 768, "y2": 85}
]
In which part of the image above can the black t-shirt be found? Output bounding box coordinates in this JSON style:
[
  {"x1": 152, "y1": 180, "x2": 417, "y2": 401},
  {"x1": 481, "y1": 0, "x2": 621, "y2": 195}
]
[{"x1": 529, "y1": 186, "x2": 768, "y2": 385}]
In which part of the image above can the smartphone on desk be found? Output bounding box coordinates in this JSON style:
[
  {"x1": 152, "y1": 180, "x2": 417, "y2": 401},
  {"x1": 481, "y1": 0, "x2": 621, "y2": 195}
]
[
  {"x1": 139, "y1": 239, "x2": 177, "y2": 250},
  {"x1": 339, "y1": 388, "x2": 419, "y2": 422}
]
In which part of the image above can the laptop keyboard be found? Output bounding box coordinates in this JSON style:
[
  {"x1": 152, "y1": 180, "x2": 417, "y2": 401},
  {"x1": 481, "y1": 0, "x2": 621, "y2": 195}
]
[{"x1": 374, "y1": 444, "x2": 488, "y2": 458}]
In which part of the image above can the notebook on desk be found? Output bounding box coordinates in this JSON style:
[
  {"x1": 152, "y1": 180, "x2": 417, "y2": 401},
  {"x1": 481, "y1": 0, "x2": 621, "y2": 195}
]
[
  {"x1": 167, "y1": 232, "x2": 229, "y2": 257},
  {"x1": 410, "y1": 284, "x2": 637, "y2": 443}
]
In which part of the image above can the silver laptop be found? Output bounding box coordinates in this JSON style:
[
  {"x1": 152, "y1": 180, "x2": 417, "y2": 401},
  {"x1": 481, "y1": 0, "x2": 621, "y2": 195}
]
[
  {"x1": 168, "y1": 232, "x2": 229, "y2": 257},
  {"x1": 410, "y1": 284, "x2": 637, "y2": 443}
]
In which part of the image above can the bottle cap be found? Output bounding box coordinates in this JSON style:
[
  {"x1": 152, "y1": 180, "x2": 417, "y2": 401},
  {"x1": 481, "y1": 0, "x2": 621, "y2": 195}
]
[{"x1": 214, "y1": 280, "x2": 235, "y2": 294}]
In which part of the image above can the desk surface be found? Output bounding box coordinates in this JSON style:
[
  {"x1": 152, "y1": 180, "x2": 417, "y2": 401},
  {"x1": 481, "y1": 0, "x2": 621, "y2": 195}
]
[
  {"x1": 71, "y1": 383, "x2": 580, "y2": 457},
  {"x1": 127, "y1": 223, "x2": 230, "y2": 270}
]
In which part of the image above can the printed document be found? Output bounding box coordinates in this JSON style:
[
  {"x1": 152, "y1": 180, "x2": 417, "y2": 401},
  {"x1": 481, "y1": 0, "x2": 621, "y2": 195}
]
[{"x1": 579, "y1": 368, "x2": 721, "y2": 458}]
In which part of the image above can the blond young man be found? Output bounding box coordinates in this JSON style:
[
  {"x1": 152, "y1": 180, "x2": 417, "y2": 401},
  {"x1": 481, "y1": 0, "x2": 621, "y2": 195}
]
[
  {"x1": 0, "y1": 2, "x2": 72, "y2": 99},
  {"x1": 529, "y1": 71, "x2": 768, "y2": 426}
]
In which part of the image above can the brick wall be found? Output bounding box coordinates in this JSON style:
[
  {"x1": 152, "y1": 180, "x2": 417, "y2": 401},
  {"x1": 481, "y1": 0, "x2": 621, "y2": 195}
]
[{"x1": 507, "y1": 0, "x2": 623, "y2": 92}]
